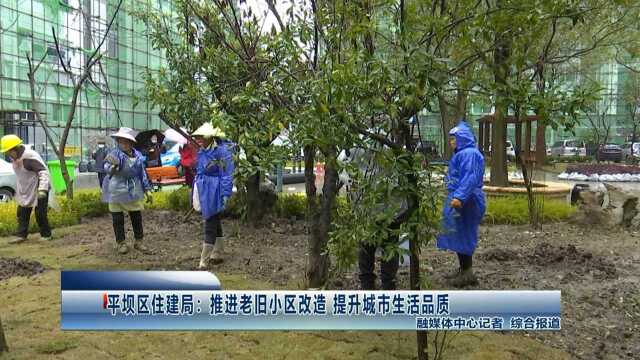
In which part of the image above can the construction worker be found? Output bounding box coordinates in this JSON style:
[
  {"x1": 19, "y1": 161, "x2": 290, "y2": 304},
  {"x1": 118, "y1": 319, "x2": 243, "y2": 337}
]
[
  {"x1": 192, "y1": 123, "x2": 235, "y2": 269},
  {"x1": 102, "y1": 127, "x2": 152, "y2": 255},
  {"x1": 437, "y1": 120, "x2": 486, "y2": 287},
  {"x1": 92, "y1": 139, "x2": 109, "y2": 187},
  {"x1": 341, "y1": 138, "x2": 408, "y2": 290},
  {"x1": 0, "y1": 134, "x2": 52, "y2": 243}
]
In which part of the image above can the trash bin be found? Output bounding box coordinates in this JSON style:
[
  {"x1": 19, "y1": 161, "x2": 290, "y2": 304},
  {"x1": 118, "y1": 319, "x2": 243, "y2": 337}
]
[{"x1": 47, "y1": 160, "x2": 76, "y2": 193}]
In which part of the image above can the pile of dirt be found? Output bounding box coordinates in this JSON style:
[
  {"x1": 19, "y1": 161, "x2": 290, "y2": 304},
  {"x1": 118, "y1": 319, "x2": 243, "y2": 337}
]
[
  {"x1": 531, "y1": 242, "x2": 617, "y2": 279},
  {"x1": 479, "y1": 248, "x2": 519, "y2": 262},
  {"x1": 0, "y1": 257, "x2": 46, "y2": 281}
]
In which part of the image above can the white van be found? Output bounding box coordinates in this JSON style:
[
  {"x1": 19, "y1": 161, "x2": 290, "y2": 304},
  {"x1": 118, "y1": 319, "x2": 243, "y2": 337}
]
[{"x1": 550, "y1": 139, "x2": 587, "y2": 157}]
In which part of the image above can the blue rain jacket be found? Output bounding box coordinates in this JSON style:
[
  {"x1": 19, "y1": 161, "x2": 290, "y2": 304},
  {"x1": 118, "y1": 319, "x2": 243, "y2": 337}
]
[
  {"x1": 101, "y1": 148, "x2": 152, "y2": 204},
  {"x1": 194, "y1": 140, "x2": 235, "y2": 220},
  {"x1": 437, "y1": 121, "x2": 486, "y2": 255}
]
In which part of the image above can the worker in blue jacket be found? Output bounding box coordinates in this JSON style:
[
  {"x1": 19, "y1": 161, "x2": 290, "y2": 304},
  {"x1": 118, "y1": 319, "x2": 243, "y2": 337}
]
[
  {"x1": 191, "y1": 122, "x2": 235, "y2": 269},
  {"x1": 437, "y1": 120, "x2": 486, "y2": 287}
]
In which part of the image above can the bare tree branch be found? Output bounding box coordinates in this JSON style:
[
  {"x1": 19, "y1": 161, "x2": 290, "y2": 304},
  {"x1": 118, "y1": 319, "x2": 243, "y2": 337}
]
[
  {"x1": 26, "y1": 54, "x2": 61, "y2": 159},
  {"x1": 265, "y1": 0, "x2": 286, "y2": 32}
]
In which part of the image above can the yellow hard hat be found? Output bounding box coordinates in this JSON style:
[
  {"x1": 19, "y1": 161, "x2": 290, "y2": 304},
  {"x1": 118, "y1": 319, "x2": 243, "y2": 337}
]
[{"x1": 0, "y1": 134, "x2": 23, "y2": 153}]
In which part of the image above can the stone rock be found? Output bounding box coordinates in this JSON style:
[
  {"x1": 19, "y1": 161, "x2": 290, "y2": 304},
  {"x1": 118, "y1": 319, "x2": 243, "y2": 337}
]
[{"x1": 603, "y1": 184, "x2": 639, "y2": 227}]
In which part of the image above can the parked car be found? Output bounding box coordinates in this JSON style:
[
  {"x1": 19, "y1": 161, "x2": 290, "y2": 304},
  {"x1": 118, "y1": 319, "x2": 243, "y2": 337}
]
[
  {"x1": 0, "y1": 158, "x2": 17, "y2": 202},
  {"x1": 550, "y1": 139, "x2": 587, "y2": 157},
  {"x1": 487, "y1": 141, "x2": 516, "y2": 160},
  {"x1": 622, "y1": 142, "x2": 640, "y2": 160},
  {"x1": 596, "y1": 143, "x2": 623, "y2": 162}
]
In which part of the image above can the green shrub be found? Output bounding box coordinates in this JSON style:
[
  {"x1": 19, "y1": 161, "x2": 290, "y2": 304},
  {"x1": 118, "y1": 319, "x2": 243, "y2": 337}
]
[
  {"x1": 0, "y1": 188, "x2": 192, "y2": 237},
  {"x1": 275, "y1": 193, "x2": 307, "y2": 218},
  {"x1": 0, "y1": 188, "x2": 576, "y2": 237},
  {"x1": 61, "y1": 191, "x2": 108, "y2": 218},
  {"x1": 164, "y1": 187, "x2": 191, "y2": 211},
  {"x1": 545, "y1": 155, "x2": 594, "y2": 164},
  {"x1": 484, "y1": 196, "x2": 575, "y2": 225}
]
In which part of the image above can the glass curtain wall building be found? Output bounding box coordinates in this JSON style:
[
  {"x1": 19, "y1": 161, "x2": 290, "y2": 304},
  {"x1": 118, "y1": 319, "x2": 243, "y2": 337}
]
[{"x1": 0, "y1": 0, "x2": 168, "y2": 161}]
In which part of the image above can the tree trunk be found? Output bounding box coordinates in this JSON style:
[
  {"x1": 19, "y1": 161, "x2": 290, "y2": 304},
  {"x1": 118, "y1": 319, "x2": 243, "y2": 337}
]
[
  {"x1": 490, "y1": 103, "x2": 508, "y2": 186},
  {"x1": 438, "y1": 96, "x2": 457, "y2": 160},
  {"x1": 409, "y1": 206, "x2": 428, "y2": 360},
  {"x1": 0, "y1": 315, "x2": 7, "y2": 353},
  {"x1": 490, "y1": 12, "x2": 511, "y2": 187},
  {"x1": 58, "y1": 153, "x2": 74, "y2": 199},
  {"x1": 245, "y1": 171, "x2": 263, "y2": 227},
  {"x1": 535, "y1": 122, "x2": 547, "y2": 166},
  {"x1": 304, "y1": 145, "x2": 317, "y2": 198},
  {"x1": 305, "y1": 147, "x2": 337, "y2": 288}
]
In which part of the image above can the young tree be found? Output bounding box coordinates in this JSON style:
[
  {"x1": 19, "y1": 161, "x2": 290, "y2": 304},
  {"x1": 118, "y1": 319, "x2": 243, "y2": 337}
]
[
  {"x1": 585, "y1": 95, "x2": 615, "y2": 147},
  {"x1": 26, "y1": 0, "x2": 124, "y2": 199},
  {"x1": 461, "y1": 0, "x2": 628, "y2": 185},
  {"x1": 621, "y1": 71, "x2": 640, "y2": 147},
  {"x1": 141, "y1": 0, "x2": 293, "y2": 226},
  {"x1": 303, "y1": 1, "x2": 487, "y2": 357}
]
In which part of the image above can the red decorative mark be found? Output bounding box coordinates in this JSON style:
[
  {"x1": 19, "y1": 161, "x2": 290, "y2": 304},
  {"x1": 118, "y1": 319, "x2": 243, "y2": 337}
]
[{"x1": 103, "y1": 293, "x2": 108, "y2": 309}]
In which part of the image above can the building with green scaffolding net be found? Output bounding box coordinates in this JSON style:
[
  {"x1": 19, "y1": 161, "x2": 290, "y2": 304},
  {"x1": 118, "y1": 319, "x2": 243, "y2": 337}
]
[{"x1": 0, "y1": 0, "x2": 168, "y2": 162}]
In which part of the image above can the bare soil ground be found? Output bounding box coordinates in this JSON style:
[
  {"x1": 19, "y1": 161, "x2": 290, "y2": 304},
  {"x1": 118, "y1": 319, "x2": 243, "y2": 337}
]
[
  {"x1": 470, "y1": 224, "x2": 639, "y2": 360},
  {"x1": 0, "y1": 257, "x2": 45, "y2": 281},
  {"x1": 2, "y1": 210, "x2": 638, "y2": 359}
]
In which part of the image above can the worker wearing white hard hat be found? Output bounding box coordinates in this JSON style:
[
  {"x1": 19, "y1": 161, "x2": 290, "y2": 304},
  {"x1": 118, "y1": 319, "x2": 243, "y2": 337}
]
[
  {"x1": 191, "y1": 122, "x2": 234, "y2": 269},
  {"x1": 102, "y1": 127, "x2": 153, "y2": 255}
]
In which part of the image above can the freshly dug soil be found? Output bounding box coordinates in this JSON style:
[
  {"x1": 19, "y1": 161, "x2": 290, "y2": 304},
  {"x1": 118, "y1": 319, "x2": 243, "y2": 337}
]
[
  {"x1": 0, "y1": 257, "x2": 46, "y2": 281},
  {"x1": 50, "y1": 211, "x2": 640, "y2": 359}
]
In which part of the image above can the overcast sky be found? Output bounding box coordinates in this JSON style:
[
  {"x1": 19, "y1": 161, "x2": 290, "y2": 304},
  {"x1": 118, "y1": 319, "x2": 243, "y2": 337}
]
[{"x1": 239, "y1": 0, "x2": 296, "y2": 33}]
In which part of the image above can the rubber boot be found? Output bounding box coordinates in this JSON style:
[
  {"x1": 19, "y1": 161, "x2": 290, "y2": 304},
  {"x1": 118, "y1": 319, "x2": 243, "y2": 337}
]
[
  {"x1": 210, "y1": 237, "x2": 225, "y2": 264},
  {"x1": 117, "y1": 242, "x2": 129, "y2": 255},
  {"x1": 449, "y1": 268, "x2": 478, "y2": 288},
  {"x1": 133, "y1": 238, "x2": 149, "y2": 252},
  {"x1": 443, "y1": 268, "x2": 461, "y2": 280},
  {"x1": 199, "y1": 244, "x2": 214, "y2": 269}
]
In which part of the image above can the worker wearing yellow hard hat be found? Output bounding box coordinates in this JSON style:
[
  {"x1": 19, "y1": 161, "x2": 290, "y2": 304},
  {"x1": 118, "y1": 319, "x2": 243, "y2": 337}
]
[
  {"x1": 0, "y1": 134, "x2": 22, "y2": 153},
  {"x1": 191, "y1": 122, "x2": 234, "y2": 269},
  {"x1": 0, "y1": 134, "x2": 53, "y2": 244}
]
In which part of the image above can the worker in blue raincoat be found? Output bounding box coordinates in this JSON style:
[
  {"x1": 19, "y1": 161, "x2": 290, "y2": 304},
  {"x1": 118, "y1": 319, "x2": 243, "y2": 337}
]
[
  {"x1": 191, "y1": 122, "x2": 235, "y2": 269},
  {"x1": 437, "y1": 120, "x2": 486, "y2": 287},
  {"x1": 102, "y1": 127, "x2": 153, "y2": 255}
]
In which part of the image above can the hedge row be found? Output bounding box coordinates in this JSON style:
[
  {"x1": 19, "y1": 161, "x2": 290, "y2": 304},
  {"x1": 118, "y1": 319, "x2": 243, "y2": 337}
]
[{"x1": 0, "y1": 189, "x2": 575, "y2": 237}]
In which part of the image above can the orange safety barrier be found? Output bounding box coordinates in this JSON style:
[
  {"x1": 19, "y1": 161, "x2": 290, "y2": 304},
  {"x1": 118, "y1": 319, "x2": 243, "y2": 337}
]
[{"x1": 145, "y1": 166, "x2": 185, "y2": 186}]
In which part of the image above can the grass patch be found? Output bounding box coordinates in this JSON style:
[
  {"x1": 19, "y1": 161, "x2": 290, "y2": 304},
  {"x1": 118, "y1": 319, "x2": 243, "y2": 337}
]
[
  {"x1": 35, "y1": 339, "x2": 79, "y2": 354},
  {"x1": 0, "y1": 188, "x2": 575, "y2": 237},
  {"x1": 484, "y1": 196, "x2": 575, "y2": 225}
]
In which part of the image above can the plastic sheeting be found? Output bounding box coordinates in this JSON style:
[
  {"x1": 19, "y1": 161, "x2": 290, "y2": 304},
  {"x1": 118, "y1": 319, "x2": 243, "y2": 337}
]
[{"x1": 558, "y1": 172, "x2": 640, "y2": 182}]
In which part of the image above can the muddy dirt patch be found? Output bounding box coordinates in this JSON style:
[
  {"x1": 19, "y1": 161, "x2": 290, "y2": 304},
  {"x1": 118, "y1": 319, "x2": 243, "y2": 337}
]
[
  {"x1": 481, "y1": 242, "x2": 618, "y2": 280},
  {"x1": 55, "y1": 211, "x2": 639, "y2": 359},
  {"x1": 531, "y1": 242, "x2": 618, "y2": 279},
  {"x1": 0, "y1": 257, "x2": 46, "y2": 281},
  {"x1": 62, "y1": 210, "x2": 310, "y2": 287}
]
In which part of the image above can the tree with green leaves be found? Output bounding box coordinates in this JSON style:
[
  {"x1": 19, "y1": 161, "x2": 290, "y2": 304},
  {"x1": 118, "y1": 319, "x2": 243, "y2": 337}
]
[
  {"x1": 295, "y1": 1, "x2": 484, "y2": 357},
  {"x1": 458, "y1": 0, "x2": 630, "y2": 185},
  {"x1": 140, "y1": 0, "x2": 298, "y2": 225}
]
